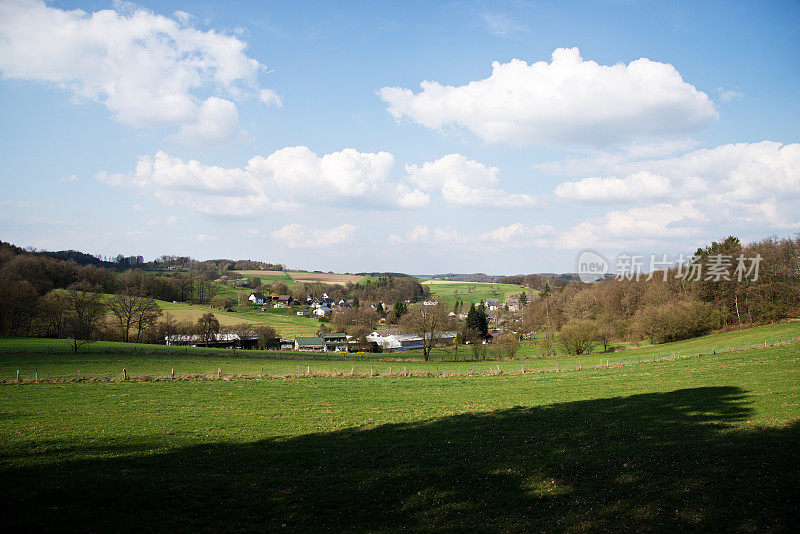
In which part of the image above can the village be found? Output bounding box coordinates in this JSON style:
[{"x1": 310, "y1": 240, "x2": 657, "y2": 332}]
[{"x1": 165, "y1": 289, "x2": 523, "y2": 353}]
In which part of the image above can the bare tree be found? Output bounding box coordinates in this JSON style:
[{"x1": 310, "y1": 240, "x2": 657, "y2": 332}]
[
  {"x1": 132, "y1": 297, "x2": 161, "y2": 343},
  {"x1": 196, "y1": 313, "x2": 220, "y2": 346},
  {"x1": 61, "y1": 282, "x2": 106, "y2": 353},
  {"x1": 400, "y1": 303, "x2": 452, "y2": 361},
  {"x1": 493, "y1": 333, "x2": 521, "y2": 359}
]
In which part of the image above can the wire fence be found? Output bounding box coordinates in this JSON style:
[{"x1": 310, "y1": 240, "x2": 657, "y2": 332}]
[{"x1": 3, "y1": 337, "x2": 798, "y2": 384}]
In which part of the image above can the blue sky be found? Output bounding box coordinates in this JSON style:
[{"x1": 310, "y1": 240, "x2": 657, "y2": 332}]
[{"x1": 1, "y1": 0, "x2": 798, "y2": 274}]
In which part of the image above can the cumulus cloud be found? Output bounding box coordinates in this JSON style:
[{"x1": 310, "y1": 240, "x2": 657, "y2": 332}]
[
  {"x1": 97, "y1": 147, "x2": 399, "y2": 216},
  {"x1": 554, "y1": 172, "x2": 678, "y2": 202},
  {"x1": 271, "y1": 224, "x2": 359, "y2": 248},
  {"x1": 481, "y1": 223, "x2": 557, "y2": 247},
  {"x1": 553, "y1": 141, "x2": 800, "y2": 248},
  {"x1": 388, "y1": 225, "x2": 465, "y2": 245},
  {"x1": 0, "y1": 0, "x2": 265, "y2": 145},
  {"x1": 98, "y1": 148, "x2": 536, "y2": 214},
  {"x1": 389, "y1": 223, "x2": 557, "y2": 248},
  {"x1": 259, "y1": 89, "x2": 283, "y2": 108},
  {"x1": 405, "y1": 153, "x2": 538, "y2": 207},
  {"x1": 379, "y1": 47, "x2": 716, "y2": 146}
]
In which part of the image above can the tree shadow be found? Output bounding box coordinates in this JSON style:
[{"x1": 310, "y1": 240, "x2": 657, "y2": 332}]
[{"x1": 3, "y1": 386, "x2": 799, "y2": 532}]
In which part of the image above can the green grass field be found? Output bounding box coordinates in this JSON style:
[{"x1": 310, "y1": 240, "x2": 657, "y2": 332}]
[
  {"x1": 1, "y1": 332, "x2": 798, "y2": 531},
  {"x1": 1, "y1": 321, "x2": 798, "y2": 381},
  {"x1": 422, "y1": 280, "x2": 529, "y2": 307},
  {"x1": 155, "y1": 299, "x2": 321, "y2": 338}
]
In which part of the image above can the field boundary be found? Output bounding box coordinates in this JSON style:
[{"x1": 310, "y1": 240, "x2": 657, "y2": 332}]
[{"x1": 4, "y1": 337, "x2": 797, "y2": 384}]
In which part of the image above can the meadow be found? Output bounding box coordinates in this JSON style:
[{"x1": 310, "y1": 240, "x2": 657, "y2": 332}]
[
  {"x1": 155, "y1": 299, "x2": 321, "y2": 338},
  {"x1": 1, "y1": 332, "x2": 798, "y2": 531},
  {"x1": 2, "y1": 321, "x2": 798, "y2": 381},
  {"x1": 422, "y1": 279, "x2": 529, "y2": 307}
]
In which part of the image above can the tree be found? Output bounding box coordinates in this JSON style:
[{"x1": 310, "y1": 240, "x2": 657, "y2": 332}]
[
  {"x1": 0, "y1": 277, "x2": 39, "y2": 336},
  {"x1": 462, "y1": 328, "x2": 487, "y2": 360},
  {"x1": 108, "y1": 292, "x2": 162, "y2": 343},
  {"x1": 493, "y1": 333, "x2": 521, "y2": 359},
  {"x1": 400, "y1": 303, "x2": 452, "y2": 361},
  {"x1": 61, "y1": 282, "x2": 106, "y2": 353},
  {"x1": 519, "y1": 291, "x2": 528, "y2": 307},
  {"x1": 132, "y1": 297, "x2": 161, "y2": 343},
  {"x1": 255, "y1": 324, "x2": 280, "y2": 349},
  {"x1": 559, "y1": 319, "x2": 598, "y2": 356},
  {"x1": 196, "y1": 313, "x2": 220, "y2": 346}
]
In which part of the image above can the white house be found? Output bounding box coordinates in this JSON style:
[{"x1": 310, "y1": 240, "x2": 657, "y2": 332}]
[
  {"x1": 313, "y1": 305, "x2": 332, "y2": 317},
  {"x1": 248, "y1": 292, "x2": 267, "y2": 305}
]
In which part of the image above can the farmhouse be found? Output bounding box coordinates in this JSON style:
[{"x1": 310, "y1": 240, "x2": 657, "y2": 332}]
[
  {"x1": 313, "y1": 305, "x2": 332, "y2": 317},
  {"x1": 248, "y1": 292, "x2": 267, "y2": 305},
  {"x1": 486, "y1": 298, "x2": 500, "y2": 311}
]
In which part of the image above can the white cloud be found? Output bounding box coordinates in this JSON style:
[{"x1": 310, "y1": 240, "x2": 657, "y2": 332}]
[
  {"x1": 195, "y1": 234, "x2": 217, "y2": 243},
  {"x1": 388, "y1": 225, "x2": 465, "y2": 245},
  {"x1": 97, "y1": 147, "x2": 398, "y2": 216},
  {"x1": 558, "y1": 201, "x2": 706, "y2": 249},
  {"x1": 554, "y1": 172, "x2": 677, "y2": 202},
  {"x1": 0, "y1": 0, "x2": 264, "y2": 145},
  {"x1": 405, "y1": 153, "x2": 538, "y2": 208},
  {"x1": 480, "y1": 13, "x2": 526, "y2": 36},
  {"x1": 551, "y1": 142, "x2": 800, "y2": 248},
  {"x1": 271, "y1": 224, "x2": 359, "y2": 248},
  {"x1": 379, "y1": 47, "x2": 716, "y2": 146},
  {"x1": 173, "y1": 97, "x2": 242, "y2": 146},
  {"x1": 481, "y1": 223, "x2": 557, "y2": 247},
  {"x1": 259, "y1": 89, "x2": 283, "y2": 108},
  {"x1": 60, "y1": 174, "x2": 77, "y2": 183},
  {"x1": 718, "y1": 88, "x2": 743, "y2": 103}
]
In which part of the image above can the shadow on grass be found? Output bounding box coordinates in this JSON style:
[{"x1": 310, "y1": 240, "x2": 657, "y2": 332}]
[{"x1": 3, "y1": 386, "x2": 798, "y2": 531}]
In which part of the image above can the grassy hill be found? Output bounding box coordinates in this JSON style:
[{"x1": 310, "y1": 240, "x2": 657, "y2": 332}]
[
  {"x1": 155, "y1": 300, "x2": 320, "y2": 338},
  {"x1": 422, "y1": 280, "x2": 530, "y2": 307},
  {"x1": 1, "y1": 330, "x2": 797, "y2": 530}
]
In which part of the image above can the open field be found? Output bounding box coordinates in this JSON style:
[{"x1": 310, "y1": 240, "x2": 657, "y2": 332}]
[
  {"x1": 155, "y1": 300, "x2": 320, "y2": 338},
  {"x1": 155, "y1": 300, "x2": 259, "y2": 327},
  {"x1": 286, "y1": 271, "x2": 364, "y2": 284},
  {"x1": 234, "y1": 270, "x2": 287, "y2": 276},
  {"x1": 422, "y1": 280, "x2": 529, "y2": 307},
  {"x1": 1, "y1": 337, "x2": 798, "y2": 531},
  {"x1": 2, "y1": 322, "x2": 798, "y2": 381},
  {"x1": 229, "y1": 270, "x2": 294, "y2": 286}
]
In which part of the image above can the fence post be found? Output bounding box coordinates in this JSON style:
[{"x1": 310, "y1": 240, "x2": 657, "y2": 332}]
[
  {"x1": 171, "y1": 368, "x2": 175, "y2": 379},
  {"x1": 35, "y1": 370, "x2": 38, "y2": 383},
  {"x1": 217, "y1": 368, "x2": 221, "y2": 379},
  {"x1": 16, "y1": 369, "x2": 20, "y2": 383},
  {"x1": 307, "y1": 365, "x2": 310, "y2": 375},
  {"x1": 123, "y1": 368, "x2": 127, "y2": 380}
]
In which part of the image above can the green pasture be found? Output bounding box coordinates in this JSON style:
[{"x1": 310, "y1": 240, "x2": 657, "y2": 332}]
[
  {"x1": 2, "y1": 321, "x2": 798, "y2": 381},
  {"x1": 422, "y1": 280, "x2": 529, "y2": 307},
  {"x1": 1, "y1": 336, "x2": 798, "y2": 530}
]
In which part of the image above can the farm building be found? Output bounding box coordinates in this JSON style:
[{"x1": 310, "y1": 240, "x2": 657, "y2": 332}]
[
  {"x1": 486, "y1": 298, "x2": 501, "y2": 311},
  {"x1": 366, "y1": 329, "x2": 458, "y2": 352},
  {"x1": 165, "y1": 333, "x2": 259, "y2": 349},
  {"x1": 293, "y1": 333, "x2": 348, "y2": 352}
]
